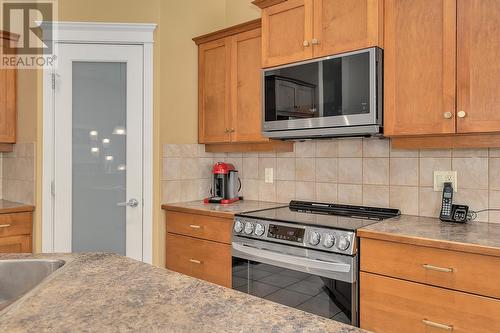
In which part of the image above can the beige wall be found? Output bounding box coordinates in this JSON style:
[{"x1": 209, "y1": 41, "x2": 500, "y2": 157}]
[
  {"x1": 225, "y1": 0, "x2": 260, "y2": 26},
  {"x1": 19, "y1": 0, "x2": 260, "y2": 265},
  {"x1": 159, "y1": 0, "x2": 226, "y2": 144}
]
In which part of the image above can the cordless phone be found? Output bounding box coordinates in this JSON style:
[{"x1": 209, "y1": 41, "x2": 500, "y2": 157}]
[
  {"x1": 439, "y1": 182, "x2": 469, "y2": 223},
  {"x1": 440, "y1": 182, "x2": 453, "y2": 219}
]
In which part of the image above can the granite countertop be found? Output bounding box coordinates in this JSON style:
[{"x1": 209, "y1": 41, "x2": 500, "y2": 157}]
[
  {"x1": 162, "y1": 200, "x2": 285, "y2": 218},
  {"x1": 0, "y1": 200, "x2": 34, "y2": 214},
  {"x1": 358, "y1": 215, "x2": 500, "y2": 257},
  {"x1": 0, "y1": 253, "x2": 365, "y2": 333}
]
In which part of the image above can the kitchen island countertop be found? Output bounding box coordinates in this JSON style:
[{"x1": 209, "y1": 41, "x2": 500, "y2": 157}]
[{"x1": 0, "y1": 253, "x2": 366, "y2": 333}]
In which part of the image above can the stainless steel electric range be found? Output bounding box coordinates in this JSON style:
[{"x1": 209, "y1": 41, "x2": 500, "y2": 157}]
[{"x1": 232, "y1": 201, "x2": 400, "y2": 327}]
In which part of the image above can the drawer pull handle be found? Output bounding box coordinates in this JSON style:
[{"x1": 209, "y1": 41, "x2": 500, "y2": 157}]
[
  {"x1": 189, "y1": 225, "x2": 202, "y2": 229},
  {"x1": 189, "y1": 259, "x2": 202, "y2": 264},
  {"x1": 422, "y1": 319, "x2": 453, "y2": 331},
  {"x1": 0, "y1": 224, "x2": 11, "y2": 228},
  {"x1": 422, "y1": 264, "x2": 454, "y2": 273}
]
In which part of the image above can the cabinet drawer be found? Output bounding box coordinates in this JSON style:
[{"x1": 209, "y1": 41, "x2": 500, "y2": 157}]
[
  {"x1": 361, "y1": 238, "x2": 500, "y2": 298},
  {"x1": 166, "y1": 211, "x2": 232, "y2": 244},
  {"x1": 0, "y1": 235, "x2": 32, "y2": 253},
  {"x1": 0, "y1": 212, "x2": 32, "y2": 238},
  {"x1": 360, "y1": 272, "x2": 500, "y2": 333},
  {"x1": 166, "y1": 233, "x2": 231, "y2": 288}
]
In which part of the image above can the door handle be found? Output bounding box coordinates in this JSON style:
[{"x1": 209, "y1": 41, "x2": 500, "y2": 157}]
[{"x1": 117, "y1": 199, "x2": 139, "y2": 208}]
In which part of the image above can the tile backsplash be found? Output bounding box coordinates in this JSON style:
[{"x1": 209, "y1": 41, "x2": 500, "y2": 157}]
[
  {"x1": 163, "y1": 139, "x2": 500, "y2": 223},
  {"x1": 0, "y1": 143, "x2": 36, "y2": 204}
]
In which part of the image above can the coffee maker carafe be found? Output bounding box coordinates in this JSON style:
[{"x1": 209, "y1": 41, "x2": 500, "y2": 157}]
[{"x1": 204, "y1": 162, "x2": 242, "y2": 204}]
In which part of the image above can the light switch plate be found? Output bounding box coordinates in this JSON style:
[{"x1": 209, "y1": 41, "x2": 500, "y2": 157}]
[
  {"x1": 265, "y1": 168, "x2": 274, "y2": 184},
  {"x1": 433, "y1": 171, "x2": 458, "y2": 192}
]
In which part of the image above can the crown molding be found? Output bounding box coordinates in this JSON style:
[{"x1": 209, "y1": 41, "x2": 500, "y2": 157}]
[
  {"x1": 252, "y1": 0, "x2": 287, "y2": 9},
  {"x1": 38, "y1": 21, "x2": 157, "y2": 44},
  {"x1": 193, "y1": 19, "x2": 261, "y2": 45}
]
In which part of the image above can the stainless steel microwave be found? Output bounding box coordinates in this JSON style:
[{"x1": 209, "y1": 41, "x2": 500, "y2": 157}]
[{"x1": 262, "y1": 48, "x2": 383, "y2": 139}]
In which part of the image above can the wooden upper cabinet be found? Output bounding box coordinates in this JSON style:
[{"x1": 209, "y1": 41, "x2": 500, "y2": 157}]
[
  {"x1": 198, "y1": 39, "x2": 231, "y2": 143},
  {"x1": 457, "y1": 0, "x2": 500, "y2": 134},
  {"x1": 230, "y1": 28, "x2": 267, "y2": 143},
  {"x1": 261, "y1": 0, "x2": 313, "y2": 68},
  {"x1": 312, "y1": 0, "x2": 383, "y2": 58},
  {"x1": 383, "y1": 0, "x2": 457, "y2": 136},
  {"x1": 0, "y1": 31, "x2": 19, "y2": 148},
  {"x1": 195, "y1": 20, "x2": 271, "y2": 145},
  {"x1": 260, "y1": 0, "x2": 383, "y2": 68}
]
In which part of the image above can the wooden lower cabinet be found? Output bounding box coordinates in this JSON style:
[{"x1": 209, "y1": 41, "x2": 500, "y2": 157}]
[
  {"x1": 166, "y1": 233, "x2": 231, "y2": 288},
  {"x1": 0, "y1": 235, "x2": 32, "y2": 253},
  {"x1": 361, "y1": 238, "x2": 500, "y2": 298},
  {"x1": 360, "y1": 272, "x2": 500, "y2": 333},
  {"x1": 0, "y1": 211, "x2": 33, "y2": 253},
  {"x1": 166, "y1": 211, "x2": 232, "y2": 245}
]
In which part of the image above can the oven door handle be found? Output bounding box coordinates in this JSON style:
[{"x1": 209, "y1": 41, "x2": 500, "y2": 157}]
[{"x1": 232, "y1": 242, "x2": 351, "y2": 273}]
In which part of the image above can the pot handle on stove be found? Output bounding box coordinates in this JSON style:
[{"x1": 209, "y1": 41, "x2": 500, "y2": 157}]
[{"x1": 232, "y1": 242, "x2": 351, "y2": 273}]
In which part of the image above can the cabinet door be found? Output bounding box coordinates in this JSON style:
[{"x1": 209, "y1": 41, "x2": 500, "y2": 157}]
[
  {"x1": 166, "y1": 233, "x2": 231, "y2": 288},
  {"x1": 360, "y1": 272, "x2": 500, "y2": 333},
  {"x1": 230, "y1": 28, "x2": 268, "y2": 143},
  {"x1": 312, "y1": 0, "x2": 383, "y2": 58},
  {"x1": 0, "y1": 68, "x2": 16, "y2": 143},
  {"x1": 457, "y1": 0, "x2": 500, "y2": 133},
  {"x1": 261, "y1": 0, "x2": 313, "y2": 68},
  {"x1": 0, "y1": 235, "x2": 32, "y2": 253},
  {"x1": 198, "y1": 38, "x2": 231, "y2": 143},
  {"x1": 384, "y1": 0, "x2": 456, "y2": 136}
]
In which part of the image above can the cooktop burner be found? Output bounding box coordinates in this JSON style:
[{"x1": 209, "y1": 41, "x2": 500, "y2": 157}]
[{"x1": 238, "y1": 201, "x2": 401, "y2": 231}]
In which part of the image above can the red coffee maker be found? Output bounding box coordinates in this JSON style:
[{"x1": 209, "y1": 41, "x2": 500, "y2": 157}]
[{"x1": 204, "y1": 162, "x2": 242, "y2": 204}]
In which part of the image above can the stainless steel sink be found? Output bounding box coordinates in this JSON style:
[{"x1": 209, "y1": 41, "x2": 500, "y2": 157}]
[{"x1": 0, "y1": 259, "x2": 65, "y2": 311}]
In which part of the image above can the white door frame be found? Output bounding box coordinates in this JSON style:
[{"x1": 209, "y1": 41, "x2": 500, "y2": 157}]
[{"x1": 41, "y1": 22, "x2": 156, "y2": 264}]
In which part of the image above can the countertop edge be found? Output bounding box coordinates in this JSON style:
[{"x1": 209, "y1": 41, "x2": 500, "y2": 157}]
[
  {"x1": 357, "y1": 229, "x2": 500, "y2": 258},
  {"x1": 0, "y1": 205, "x2": 35, "y2": 214},
  {"x1": 161, "y1": 204, "x2": 235, "y2": 218}
]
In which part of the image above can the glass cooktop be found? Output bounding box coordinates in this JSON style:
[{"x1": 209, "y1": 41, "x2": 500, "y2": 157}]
[{"x1": 237, "y1": 201, "x2": 401, "y2": 231}]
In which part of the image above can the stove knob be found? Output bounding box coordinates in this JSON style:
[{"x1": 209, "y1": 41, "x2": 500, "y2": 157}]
[
  {"x1": 336, "y1": 236, "x2": 351, "y2": 251},
  {"x1": 254, "y1": 223, "x2": 265, "y2": 236},
  {"x1": 234, "y1": 220, "x2": 244, "y2": 233},
  {"x1": 244, "y1": 222, "x2": 254, "y2": 235},
  {"x1": 323, "y1": 234, "x2": 336, "y2": 248},
  {"x1": 308, "y1": 232, "x2": 321, "y2": 246}
]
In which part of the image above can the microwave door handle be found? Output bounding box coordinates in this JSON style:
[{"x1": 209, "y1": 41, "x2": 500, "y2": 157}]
[{"x1": 232, "y1": 242, "x2": 350, "y2": 273}]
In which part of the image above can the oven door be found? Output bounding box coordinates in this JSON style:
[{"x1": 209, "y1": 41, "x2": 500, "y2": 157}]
[{"x1": 232, "y1": 237, "x2": 357, "y2": 326}]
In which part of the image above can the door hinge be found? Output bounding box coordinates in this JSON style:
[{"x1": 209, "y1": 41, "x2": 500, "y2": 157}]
[
  {"x1": 51, "y1": 181, "x2": 55, "y2": 197},
  {"x1": 51, "y1": 73, "x2": 56, "y2": 89}
]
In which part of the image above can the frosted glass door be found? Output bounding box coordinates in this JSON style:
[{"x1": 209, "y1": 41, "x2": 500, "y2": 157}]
[
  {"x1": 54, "y1": 44, "x2": 143, "y2": 260},
  {"x1": 72, "y1": 62, "x2": 127, "y2": 254}
]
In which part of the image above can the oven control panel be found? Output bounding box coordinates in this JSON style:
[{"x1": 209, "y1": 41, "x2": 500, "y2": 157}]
[{"x1": 232, "y1": 217, "x2": 357, "y2": 255}]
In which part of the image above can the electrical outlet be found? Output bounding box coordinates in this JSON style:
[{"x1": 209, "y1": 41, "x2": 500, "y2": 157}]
[
  {"x1": 433, "y1": 171, "x2": 458, "y2": 192},
  {"x1": 265, "y1": 168, "x2": 274, "y2": 184}
]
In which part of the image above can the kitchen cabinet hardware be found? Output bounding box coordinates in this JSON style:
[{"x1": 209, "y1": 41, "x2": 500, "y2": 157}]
[
  {"x1": 422, "y1": 319, "x2": 453, "y2": 331},
  {"x1": 189, "y1": 259, "x2": 202, "y2": 264},
  {"x1": 422, "y1": 264, "x2": 454, "y2": 273}
]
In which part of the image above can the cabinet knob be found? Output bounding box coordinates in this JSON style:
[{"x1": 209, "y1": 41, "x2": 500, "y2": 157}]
[
  {"x1": 443, "y1": 112, "x2": 452, "y2": 119},
  {"x1": 311, "y1": 38, "x2": 320, "y2": 45},
  {"x1": 303, "y1": 40, "x2": 310, "y2": 47},
  {"x1": 224, "y1": 128, "x2": 229, "y2": 133},
  {"x1": 457, "y1": 111, "x2": 466, "y2": 118}
]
